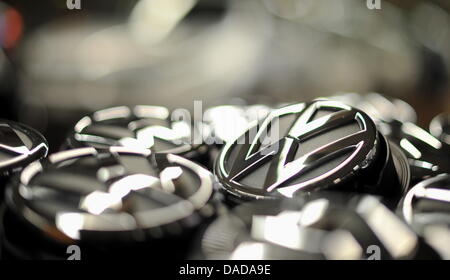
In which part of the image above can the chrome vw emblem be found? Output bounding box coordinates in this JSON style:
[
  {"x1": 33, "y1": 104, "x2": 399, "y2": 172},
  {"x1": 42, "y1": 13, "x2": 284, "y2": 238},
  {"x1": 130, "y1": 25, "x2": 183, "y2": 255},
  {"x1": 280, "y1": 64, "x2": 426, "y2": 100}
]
[{"x1": 216, "y1": 100, "x2": 378, "y2": 199}]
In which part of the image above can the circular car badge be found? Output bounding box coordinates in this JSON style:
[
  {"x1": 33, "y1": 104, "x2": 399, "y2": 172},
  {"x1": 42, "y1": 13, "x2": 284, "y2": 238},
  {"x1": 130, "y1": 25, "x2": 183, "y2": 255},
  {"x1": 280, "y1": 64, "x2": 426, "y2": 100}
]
[
  {"x1": 0, "y1": 120, "x2": 48, "y2": 192},
  {"x1": 403, "y1": 174, "x2": 450, "y2": 226},
  {"x1": 215, "y1": 99, "x2": 409, "y2": 202},
  {"x1": 330, "y1": 92, "x2": 449, "y2": 183},
  {"x1": 402, "y1": 174, "x2": 450, "y2": 259},
  {"x1": 197, "y1": 193, "x2": 435, "y2": 260},
  {"x1": 64, "y1": 105, "x2": 206, "y2": 161},
  {"x1": 203, "y1": 104, "x2": 272, "y2": 145},
  {"x1": 385, "y1": 120, "x2": 450, "y2": 183},
  {"x1": 3, "y1": 147, "x2": 215, "y2": 259},
  {"x1": 0, "y1": 120, "x2": 48, "y2": 174},
  {"x1": 430, "y1": 113, "x2": 450, "y2": 146}
]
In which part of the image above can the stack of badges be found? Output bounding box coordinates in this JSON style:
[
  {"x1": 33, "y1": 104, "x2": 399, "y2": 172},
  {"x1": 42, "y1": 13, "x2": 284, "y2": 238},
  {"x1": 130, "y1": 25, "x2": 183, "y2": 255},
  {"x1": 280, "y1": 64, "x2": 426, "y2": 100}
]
[{"x1": 0, "y1": 93, "x2": 449, "y2": 260}]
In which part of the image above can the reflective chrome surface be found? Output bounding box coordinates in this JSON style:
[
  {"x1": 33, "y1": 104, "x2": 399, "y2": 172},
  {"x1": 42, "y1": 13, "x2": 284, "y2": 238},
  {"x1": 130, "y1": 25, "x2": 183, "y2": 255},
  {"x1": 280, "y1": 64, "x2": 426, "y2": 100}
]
[
  {"x1": 216, "y1": 100, "x2": 378, "y2": 200},
  {"x1": 65, "y1": 106, "x2": 204, "y2": 159},
  {"x1": 330, "y1": 92, "x2": 450, "y2": 182},
  {"x1": 402, "y1": 174, "x2": 450, "y2": 259},
  {"x1": 329, "y1": 92, "x2": 417, "y2": 124},
  {"x1": 387, "y1": 121, "x2": 450, "y2": 182},
  {"x1": 200, "y1": 193, "x2": 426, "y2": 260},
  {"x1": 203, "y1": 104, "x2": 272, "y2": 145},
  {"x1": 0, "y1": 120, "x2": 48, "y2": 174},
  {"x1": 430, "y1": 113, "x2": 450, "y2": 145},
  {"x1": 7, "y1": 147, "x2": 214, "y2": 243},
  {"x1": 1, "y1": 0, "x2": 450, "y2": 262}
]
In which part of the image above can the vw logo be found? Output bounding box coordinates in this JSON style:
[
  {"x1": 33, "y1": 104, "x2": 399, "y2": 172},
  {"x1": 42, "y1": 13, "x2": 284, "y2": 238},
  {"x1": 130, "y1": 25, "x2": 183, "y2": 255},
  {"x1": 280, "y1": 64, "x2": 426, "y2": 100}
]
[
  {"x1": 200, "y1": 194, "x2": 419, "y2": 260},
  {"x1": 8, "y1": 147, "x2": 214, "y2": 243},
  {"x1": 65, "y1": 106, "x2": 202, "y2": 157},
  {"x1": 215, "y1": 100, "x2": 378, "y2": 200},
  {"x1": 331, "y1": 93, "x2": 450, "y2": 183},
  {"x1": 0, "y1": 123, "x2": 32, "y2": 156},
  {"x1": 0, "y1": 120, "x2": 48, "y2": 172}
]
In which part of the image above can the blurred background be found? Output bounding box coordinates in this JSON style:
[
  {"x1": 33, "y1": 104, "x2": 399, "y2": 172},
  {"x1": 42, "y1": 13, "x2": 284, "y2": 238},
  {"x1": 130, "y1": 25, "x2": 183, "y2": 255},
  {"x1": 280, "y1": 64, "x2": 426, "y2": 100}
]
[{"x1": 0, "y1": 0, "x2": 449, "y2": 151}]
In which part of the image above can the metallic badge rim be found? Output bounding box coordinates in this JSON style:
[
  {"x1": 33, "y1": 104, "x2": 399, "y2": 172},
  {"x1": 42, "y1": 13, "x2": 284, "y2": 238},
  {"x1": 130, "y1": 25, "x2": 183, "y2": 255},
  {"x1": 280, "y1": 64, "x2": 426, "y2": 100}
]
[{"x1": 215, "y1": 100, "x2": 379, "y2": 200}]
